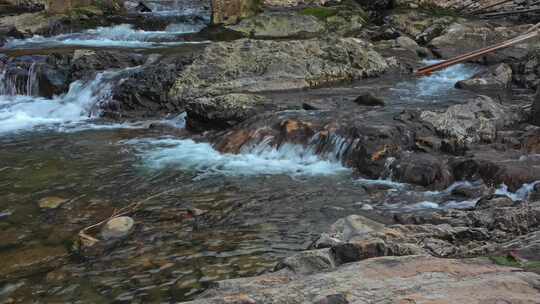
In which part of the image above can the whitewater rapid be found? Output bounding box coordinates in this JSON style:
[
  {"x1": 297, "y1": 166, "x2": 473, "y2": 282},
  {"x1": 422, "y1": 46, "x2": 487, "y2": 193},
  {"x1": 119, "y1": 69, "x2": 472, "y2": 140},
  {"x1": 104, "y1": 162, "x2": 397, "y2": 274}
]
[{"x1": 3, "y1": 23, "x2": 208, "y2": 49}]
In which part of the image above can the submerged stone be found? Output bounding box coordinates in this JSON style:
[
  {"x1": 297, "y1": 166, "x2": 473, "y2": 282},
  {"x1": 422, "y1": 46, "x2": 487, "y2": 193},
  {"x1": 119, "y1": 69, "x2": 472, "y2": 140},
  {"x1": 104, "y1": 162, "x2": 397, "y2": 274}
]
[
  {"x1": 38, "y1": 197, "x2": 68, "y2": 209},
  {"x1": 101, "y1": 216, "x2": 135, "y2": 240},
  {"x1": 353, "y1": 93, "x2": 385, "y2": 106}
]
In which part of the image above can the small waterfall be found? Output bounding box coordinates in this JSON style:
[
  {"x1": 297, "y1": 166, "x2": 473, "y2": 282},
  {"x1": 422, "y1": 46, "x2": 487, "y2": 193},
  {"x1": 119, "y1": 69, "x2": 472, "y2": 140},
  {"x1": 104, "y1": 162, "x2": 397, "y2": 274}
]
[
  {"x1": 0, "y1": 67, "x2": 134, "y2": 133},
  {"x1": 25, "y1": 62, "x2": 39, "y2": 96},
  {"x1": 0, "y1": 61, "x2": 40, "y2": 96},
  {"x1": 126, "y1": 136, "x2": 349, "y2": 177}
]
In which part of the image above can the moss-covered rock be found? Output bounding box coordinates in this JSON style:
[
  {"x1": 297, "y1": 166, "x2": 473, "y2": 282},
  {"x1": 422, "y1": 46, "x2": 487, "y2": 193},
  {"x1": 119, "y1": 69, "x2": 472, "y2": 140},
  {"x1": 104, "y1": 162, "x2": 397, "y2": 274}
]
[
  {"x1": 226, "y1": 5, "x2": 367, "y2": 39},
  {"x1": 212, "y1": 0, "x2": 262, "y2": 25},
  {"x1": 227, "y1": 11, "x2": 325, "y2": 39},
  {"x1": 169, "y1": 37, "x2": 388, "y2": 107}
]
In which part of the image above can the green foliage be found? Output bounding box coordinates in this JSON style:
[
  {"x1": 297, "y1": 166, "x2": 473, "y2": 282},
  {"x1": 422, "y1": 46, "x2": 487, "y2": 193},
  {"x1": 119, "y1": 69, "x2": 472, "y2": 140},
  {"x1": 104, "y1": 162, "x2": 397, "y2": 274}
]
[
  {"x1": 300, "y1": 7, "x2": 338, "y2": 20},
  {"x1": 490, "y1": 256, "x2": 521, "y2": 267},
  {"x1": 489, "y1": 256, "x2": 540, "y2": 273}
]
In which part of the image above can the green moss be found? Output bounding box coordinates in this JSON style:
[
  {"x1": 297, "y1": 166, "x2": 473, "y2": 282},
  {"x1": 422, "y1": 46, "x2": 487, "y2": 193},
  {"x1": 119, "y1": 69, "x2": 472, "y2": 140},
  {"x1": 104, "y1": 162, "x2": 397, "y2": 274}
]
[
  {"x1": 524, "y1": 261, "x2": 540, "y2": 273},
  {"x1": 300, "y1": 7, "x2": 338, "y2": 20},
  {"x1": 490, "y1": 256, "x2": 521, "y2": 267}
]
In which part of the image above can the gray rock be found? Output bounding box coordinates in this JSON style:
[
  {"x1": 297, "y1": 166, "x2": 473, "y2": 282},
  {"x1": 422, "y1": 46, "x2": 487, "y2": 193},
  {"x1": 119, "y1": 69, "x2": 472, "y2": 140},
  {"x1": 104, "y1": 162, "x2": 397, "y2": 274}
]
[
  {"x1": 275, "y1": 248, "x2": 337, "y2": 274},
  {"x1": 184, "y1": 255, "x2": 540, "y2": 303},
  {"x1": 353, "y1": 93, "x2": 385, "y2": 106},
  {"x1": 475, "y1": 196, "x2": 515, "y2": 210},
  {"x1": 101, "y1": 216, "x2": 135, "y2": 240},
  {"x1": 38, "y1": 197, "x2": 68, "y2": 209},
  {"x1": 169, "y1": 38, "x2": 388, "y2": 108},
  {"x1": 329, "y1": 214, "x2": 386, "y2": 243},
  {"x1": 227, "y1": 11, "x2": 325, "y2": 39},
  {"x1": 186, "y1": 93, "x2": 268, "y2": 131},
  {"x1": 533, "y1": 90, "x2": 540, "y2": 126},
  {"x1": 391, "y1": 152, "x2": 454, "y2": 189},
  {"x1": 456, "y1": 63, "x2": 513, "y2": 91},
  {"x1": 421, "y1": 95, "x2": 526, "y2": 144},
  {"x1": 430, "y1": 21, "x2": 538, "y2": 60}
]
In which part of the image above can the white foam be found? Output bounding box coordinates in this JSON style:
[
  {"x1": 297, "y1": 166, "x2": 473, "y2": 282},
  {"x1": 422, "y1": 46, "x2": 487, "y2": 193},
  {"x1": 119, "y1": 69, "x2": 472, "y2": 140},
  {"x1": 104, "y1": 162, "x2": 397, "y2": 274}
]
[
  {"x1": 495, "y1": 181, "x2": 540, "y2": 201},
  {"x1": 392, "y1": 59, "x2": 479, "y2": 102},
  {"x1": 0, "y1": 69, "x2": 121, "y2": 133},
  {"x1": 126, "y1": 138, "x2": 349, "y2": 177},
  {"x1": 415, "y1": 60, "x2": 479, "y2": 97},
  {"x1": 4, "y1": 23, "x2": 207, "y2": 49}
]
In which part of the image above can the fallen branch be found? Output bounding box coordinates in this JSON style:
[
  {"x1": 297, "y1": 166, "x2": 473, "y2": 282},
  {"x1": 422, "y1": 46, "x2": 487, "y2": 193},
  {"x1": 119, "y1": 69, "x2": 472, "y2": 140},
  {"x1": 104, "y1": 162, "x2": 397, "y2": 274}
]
[
  {"x1": 416, "y1": 22, "x2": 540, "y2": 77},
  {"x1": 78, "y1": 188, "x2": 181, "y2": 247}
]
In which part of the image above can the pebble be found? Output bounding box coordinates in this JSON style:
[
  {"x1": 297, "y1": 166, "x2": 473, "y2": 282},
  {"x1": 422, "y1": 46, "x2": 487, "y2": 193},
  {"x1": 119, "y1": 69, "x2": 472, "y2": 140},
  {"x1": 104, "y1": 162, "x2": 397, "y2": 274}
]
[
  {"x1": 38, "y1": 197, "x2": 68, "y2": 209},
  {"x1": 360, "y1": 204, "x2": 374, "y2": 211},
  {"x1": 101, "y1": 216, "x2": 135, "y2": 240}
]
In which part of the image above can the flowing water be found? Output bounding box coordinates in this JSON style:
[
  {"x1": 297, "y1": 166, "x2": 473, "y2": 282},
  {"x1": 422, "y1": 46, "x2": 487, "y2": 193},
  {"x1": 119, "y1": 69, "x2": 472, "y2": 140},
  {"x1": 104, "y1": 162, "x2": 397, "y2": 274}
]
[{"x1": 0, "y1": 9, "x2": 537, "y2": 302}]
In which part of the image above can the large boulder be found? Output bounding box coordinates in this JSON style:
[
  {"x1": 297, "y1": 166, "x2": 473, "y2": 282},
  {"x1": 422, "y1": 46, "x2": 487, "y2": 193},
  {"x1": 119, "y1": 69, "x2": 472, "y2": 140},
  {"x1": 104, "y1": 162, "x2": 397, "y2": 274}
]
[
  {"x1": 429, "y1": 21, "x2": 539, "y2": 61},
  {"x1": 385, "y1": 10, "x2": 456, "y2": 44},
  {"x1": 421, "y1": 96, "x2": 525, "y2": 144},
  {"x1": 69, "y1": 50, "x2": 145, "y2": 82},
  {"x1": 455, "y1": 63, "x2": 513, "y2": 92},
  {"x1": 169, "y1": 38, "x2": 388, "y2": 110},
  {"x1": 391, "y1": 152, "x2": 453, "y2": 189},
  {"x1": 533, "y1": 89, "x2": 540, "y2": 126},
  {"x1": 103, "y1": 55, "x2": 189, "y2": 118},
  {"x1": 186, "y1": 93, "x2": 270, "y2": 131},
  {"x1": 211, "y1": 0, "x2": 260, "y2": 25},
  {"x1": 186, "y1": 255, "x2": 540, "y2": 303},
  {"x1": 227, "y1": 11, "x2": 326, "y2": 39}
]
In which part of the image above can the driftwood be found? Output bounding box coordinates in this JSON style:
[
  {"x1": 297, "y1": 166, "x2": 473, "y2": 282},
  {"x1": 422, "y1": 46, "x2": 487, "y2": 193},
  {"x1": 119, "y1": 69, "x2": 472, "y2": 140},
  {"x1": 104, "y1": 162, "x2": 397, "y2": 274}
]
[{"x1": 416, "y1": 22, "x2": 540, "y2": 77}]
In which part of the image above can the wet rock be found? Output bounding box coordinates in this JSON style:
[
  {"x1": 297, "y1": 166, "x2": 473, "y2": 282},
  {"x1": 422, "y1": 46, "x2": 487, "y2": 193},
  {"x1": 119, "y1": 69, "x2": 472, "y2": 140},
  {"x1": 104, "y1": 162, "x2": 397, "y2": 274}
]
[
  {"x1": 211, "y1": 0, "x2": 260, "y2": 25},
  {"x1": 355, "y1": 0, "x2": 393, "y2": 11},
  {"x1": 69, "y1": 50, "x2": 145, "y2": 82},
  {"x1": 456, "y1": 63, "x2": 513, "y2": 91},
  {"x1": 533, "y1": 90, "x2": 540, "y2": 126},
  {"x1": 327, "y1": 214, "x2": 385, "y2": 243},
  {"x1": 475, "y1": 195, "x2": 515, "y2": 210},
  {"x1": 514, "y1": 48, "x2": 540, "y2": 90},
  {"x1": 169, "y1": 38, "x2": 388, "y2": 109},
  {"x1": 421, "y1": 95, "x2": 525, "y2": 144},
  {"x1": 385, "y1": 10, "x2": 455, "y2": 43},
  {"x1": 0, "y1": 245, "x2": 67, "y2": 282},
  {"x1": 38, "y1": 196, "x2": 68, "y2": 209},
  {"x1": 353, "y1": 92, "x2": 384, "y2": 106},
  {"x1": 104, "y1": 56, "x2": 189, "y2": 118},
  {"x1": 450, "y1": 156, "x2": 540, "y2": 192},
  {"x1": 391, "y1": 153, "x2": 453, "y2": 189},
  {"x1": 186, "y1": 94, "x2": 269, "y2": 131},
  {"x1": 0, "y1": 12, "x2": 50, "y2": 35},
  {"x1": 101, "y1": 216, "x2": 135, "y2": 240},
  {"x1": 449, "y1": 182, "x2": 489, "y2": 199},
  {"x1": 275, "y1": 248, "x2": 336, "y2": 274},
  {"x1": 227, "y1": 11, "x2": 325, "y2": 39},
  {"x1": 430, "y1": 21, "x2": 537, "y2": 61},
  {"x1": 530, "y1": 183, "x2": 540, "y2": 201},
  {"x1": 0, "y1": 25, "x2": 24, "y2": 46}
]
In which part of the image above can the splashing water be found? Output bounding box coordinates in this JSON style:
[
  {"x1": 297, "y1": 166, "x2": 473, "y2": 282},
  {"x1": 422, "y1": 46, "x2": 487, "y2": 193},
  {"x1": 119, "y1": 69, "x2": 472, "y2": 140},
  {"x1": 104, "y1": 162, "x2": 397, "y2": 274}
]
[
  {"x1": 3, "y1": 23, "x2": 208, "y2": 49},
  {"x1": 495, "y1": 181, "x2": 540, "y2": 201},
  {"x1": 0, "y1": 69, "x2": 129, "y2": 133},
  {"x1": 0, "y1": 61, "x2": 40, "y2": 96},
  {"x1": 391, "y1": 60, "x2": 480, "y2": 102},
  {"x1": 126, "y1": 137, "x2": 349, "y2": 177}
]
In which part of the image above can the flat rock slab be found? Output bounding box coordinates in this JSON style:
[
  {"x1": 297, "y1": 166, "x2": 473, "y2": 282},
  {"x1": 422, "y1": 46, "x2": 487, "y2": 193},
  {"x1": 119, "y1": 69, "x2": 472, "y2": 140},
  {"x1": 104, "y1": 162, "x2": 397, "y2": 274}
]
[{"x1": 185, "y1": 255, "x2": 540, "y2": 303}]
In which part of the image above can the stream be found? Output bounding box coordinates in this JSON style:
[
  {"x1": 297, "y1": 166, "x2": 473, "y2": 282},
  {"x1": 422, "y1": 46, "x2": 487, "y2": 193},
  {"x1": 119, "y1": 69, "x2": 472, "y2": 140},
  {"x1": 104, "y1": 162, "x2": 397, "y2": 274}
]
[{"x1": 1, "y1": 4, "x2": 538, "y2": 303}]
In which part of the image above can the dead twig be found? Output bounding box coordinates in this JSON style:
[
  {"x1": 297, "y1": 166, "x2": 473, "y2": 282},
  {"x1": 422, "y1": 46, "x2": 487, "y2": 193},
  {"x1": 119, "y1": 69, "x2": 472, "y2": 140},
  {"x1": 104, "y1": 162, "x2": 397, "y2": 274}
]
[{"x1": 78, "y1": 188, "x2": 181, "y2": 247}]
